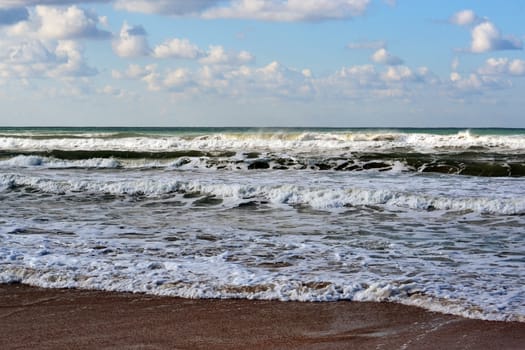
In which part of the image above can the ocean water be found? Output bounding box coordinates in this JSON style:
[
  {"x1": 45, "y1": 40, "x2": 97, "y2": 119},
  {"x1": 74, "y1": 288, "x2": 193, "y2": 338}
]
[{"x1": 0, "y1": 127, "x2": 524, "y2": 322}]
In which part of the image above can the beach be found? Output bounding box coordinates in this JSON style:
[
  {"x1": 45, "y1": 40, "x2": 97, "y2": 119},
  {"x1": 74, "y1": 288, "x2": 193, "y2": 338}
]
[{"x1": 1, "y1": 284, "x2": 524, "y2": 349}]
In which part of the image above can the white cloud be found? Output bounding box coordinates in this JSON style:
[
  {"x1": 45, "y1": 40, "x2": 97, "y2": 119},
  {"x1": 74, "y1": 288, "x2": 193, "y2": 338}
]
[
  {"x1": 0, "y1": 38, "x2": 96, "y2": 79},
  {"x1": 163, "y1": 68, "x2": 191, "y2": 89},
  {"x1": 470, "y1": 21, "x2": 522, "y2": 53},
  {"x1": 478, "y1": 58, "x2": 525, "y2": 76},
  {"x1": 111, "y1": 57, "x2": 437, "y2": 103},
  {"x1": 449, "y1": 72, "x2": 482, "y2": 91},
  {"x1": 34, "y1": 5, "x2": 110, "y2": 40},
  {"x1": 114, "y1": 28, "x2": 256, "y2": 65},
  {"x1": 450, "y1": 9, "x2": 477, "y2": 26},
  {"x1": 114, "y1": 0, "x2": 371, "y2": 21},
  {"x1": 114, "y1": 0, "x2": 222, "y2": 15},
  {"x1": 447, "y1": 56, "x2": 525, "y2": 98},
  {"x1": 152, "y1": 38, "x2": 202, "y2": 59},
  {"x1": 509, "y1": 60, "x2": 525, "y2": 75},
  {"x1": 4, "y1": 5, "x2": 110, "y2": 40},
  {"x1": 449, "y1": 71, "x2": 510, "y2": 93},
  {"x1": 126, "y1": 64, "x2": 147, "y2": 78},
  {"x1": 329, "y1": 65, "x2": 386, "y2": 98},
  {"x1": 301, "y1": 68, "x2": 312, "y2": 78},
  {"x1": 449, "y1": 10, "x2": 523, "y2": 53},
  {"x1": 336, "y1": 64, "x2": 377, "y2": 83},
  {"x1": 112, "y1": 64, "x2": 165, "y2": 91},
  {"x1": 112, "y1": 63, "x2": 146, "y2": 79},
  {"x1": 112, "y1": 60, "x2": 312, "y2": 99},
  {"x1": 112, "y1": 22, "x2": 149, "y2": 57},
  {"x1": 50, "y1": 40, "x2": 97, "y2": 77},
  {"x1": 203, "y1": 0, "x2": 371, "y2": 22},
  {"x1": 3, "y1": 38, "x2": 54, "y2": 63},
  {"x1": 371, "y1": 48, "x2": 403, "y2": 65},
  {"x1": 383, "y1": 66, "x2": 413, "y2": 81},
  {"x1": 0, "y1": 1, "x2": 109, "y2": 7},
  {"x1": 199, "y1": 45, "x2": 254, "y2": 65}
]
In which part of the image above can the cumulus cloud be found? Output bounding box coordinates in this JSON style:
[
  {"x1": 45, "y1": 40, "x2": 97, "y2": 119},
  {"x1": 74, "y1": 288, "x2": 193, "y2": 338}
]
[
  {"x1": 112, "y1": 22, "x2": 149, "y2": 57},
  {"x1": 450, "y1": 72, "x2": 481, "y2": 91},
  {"x1": 382, "y1": 66, "x2": 413, "y2": 81},
  {"x1": 4, "y1": 5, "x2": 110, "y2": 40},
  {"x1": 111, "y1": 56, "x2": 440, "y2": 103},
  {"x1": 447, "y1": 56, "x2": 525, "y2": 97},
  {"x1": 152, "y1": 38, "x2": 202, "y2": 59},
  {"x1": 49, "y1": 40, "x2": 97, "y2": 77},
  {"x1": 449, "y1": 72, "x2": 510, "y2": 93},
  {"x1": 321, "y1": 65, "x2": 390, "y2": 100},
  {"x1": 478, "y1": 57, "x2": 525, "y2": 76},
  {"x1": 2, "y1": 38, "x2": 53, "y2": 64},
  {"x1": 450, "y1": 9, "x2": 477, "y2": 26},
  {"x1": 6, "y1": 0, "x2": 373, "y2": 22},
  {"x1": 0, "y1": 38, "x2": 96, "y2": 79},
  {"x1": 115, "y1": 30, "x2": 255, "y2": 66},
  {"x1": 450, "y1": 10, "x2": 522, "y2": 53},
  {"x1": 203, "y1": 0, "x2": 371, "y2": 22},
  {"x1": 199, "y1": 45, "x2": 254, "y2": 65},
  {"x1": 470, "y1": 21, "x2": 522, "y2": 53},
  {"x1": 35, "y1": 5, "x2": 110, "y2": 39},
  {"x1": 371, "y1": 48, "x2": 403, "y2": 65},
  {"x1": 114, "y1": 0, "x2": 371, "y2": 21},
  {"x1": 112, "y1": 63, "x2": 194, "y2": 92},
  {"x1": 111, "y1": 63, "x2": 147, "y2": 79},
  {"x1": 163, "y1": 68, "x2": 192, "y2": 89},
  {"x1": 0, "y1": 1, "x2": 109, "y2": 6},
  {"x1": 112, "y1": 60, "x2": 313, "y2": 98},
  {"x1": 114, "y1": 0, "x2": 221, "y2": 15}
]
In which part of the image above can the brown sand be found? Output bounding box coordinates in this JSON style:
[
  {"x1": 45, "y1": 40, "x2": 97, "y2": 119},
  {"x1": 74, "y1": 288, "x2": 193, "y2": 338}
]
[{"x1": 0, "y1": 284, "x2": 523, "y2": 349}]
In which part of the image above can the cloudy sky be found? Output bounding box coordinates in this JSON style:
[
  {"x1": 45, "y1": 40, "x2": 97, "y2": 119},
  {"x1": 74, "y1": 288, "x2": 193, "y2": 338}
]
[{"x1": 0, "y1": 0, "x2": 524, "y2": 127}]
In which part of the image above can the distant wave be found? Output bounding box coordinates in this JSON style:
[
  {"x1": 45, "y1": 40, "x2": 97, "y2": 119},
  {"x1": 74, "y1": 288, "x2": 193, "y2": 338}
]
[{"x1": 1, "y1": 130, "x2": 525, "y2": 153}]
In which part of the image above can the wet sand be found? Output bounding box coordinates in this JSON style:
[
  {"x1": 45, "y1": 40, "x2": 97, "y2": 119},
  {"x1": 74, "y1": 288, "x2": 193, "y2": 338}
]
[{"x1": 0, "y1": 284, "x2": 523, "y2": 349}]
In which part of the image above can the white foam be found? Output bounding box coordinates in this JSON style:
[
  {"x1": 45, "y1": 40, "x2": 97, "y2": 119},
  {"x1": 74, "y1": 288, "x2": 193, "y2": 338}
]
[
  {"x1": 1, "y1": 172, "x2": 524, "y2": 215},
  {"x1": 1, "y1": 131, "x2": 525, "y2": 154},
  {"x1": 0, "y1": 155, "x2": 121, "y2": 169},
  {"x1": 1, "y1": 160, "x2": 524, "y2": 323},
  {"x1": 0, "y1": 261, "x2": 522, "y2": 322}
]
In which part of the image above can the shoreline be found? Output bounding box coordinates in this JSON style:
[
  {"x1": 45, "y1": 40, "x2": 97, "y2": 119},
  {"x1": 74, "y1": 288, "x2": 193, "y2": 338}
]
[{"x1": 1, "y1": 284, "x2": 523, "y2": 349}]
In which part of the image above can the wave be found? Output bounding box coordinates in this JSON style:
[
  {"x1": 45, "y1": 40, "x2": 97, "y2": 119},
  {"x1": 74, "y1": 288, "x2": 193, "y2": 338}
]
[
  {"x1": 2, "y1": 174, "x2": 524, "y2": 215},
  {"x1": 2, "y1": 153, "x2": 525, "y2": 177},
  {"x1": 0, "y1": 155, "x2": 122, "y2": 169},
  {"x1": 0, "y1": 269, "x2": 517, "y2": 322},
  {"x1": 2, "y1": 131, "x2": 525, "y2": 154}
]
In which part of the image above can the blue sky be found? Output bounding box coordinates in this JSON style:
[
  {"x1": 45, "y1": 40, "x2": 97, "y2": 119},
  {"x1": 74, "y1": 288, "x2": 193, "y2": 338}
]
[{"x1": 0, "y1": 0, "x2": 524, "y2": 127}]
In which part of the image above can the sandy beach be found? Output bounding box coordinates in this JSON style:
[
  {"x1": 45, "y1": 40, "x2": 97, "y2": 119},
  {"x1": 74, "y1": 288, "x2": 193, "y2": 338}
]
[{"x1": 0, "y1": 284, "x2": 523, "y2": 349}]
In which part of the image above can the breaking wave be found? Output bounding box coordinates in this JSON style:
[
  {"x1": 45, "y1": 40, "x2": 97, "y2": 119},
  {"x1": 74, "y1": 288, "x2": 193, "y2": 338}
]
[{"x1": 2, "y1": 173, "x2": 524, "y2": 215}]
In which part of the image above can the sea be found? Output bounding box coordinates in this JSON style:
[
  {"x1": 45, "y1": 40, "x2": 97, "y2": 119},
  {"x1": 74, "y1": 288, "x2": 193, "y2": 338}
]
[{"x1": 0, "y1": 127, "x2": 524, "y2": 322}]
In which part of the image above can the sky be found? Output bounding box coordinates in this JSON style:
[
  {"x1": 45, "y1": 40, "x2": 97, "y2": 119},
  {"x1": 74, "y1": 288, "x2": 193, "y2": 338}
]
[{"x1": 0, "y1": 0, "x2": 524, "y2": 127}]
